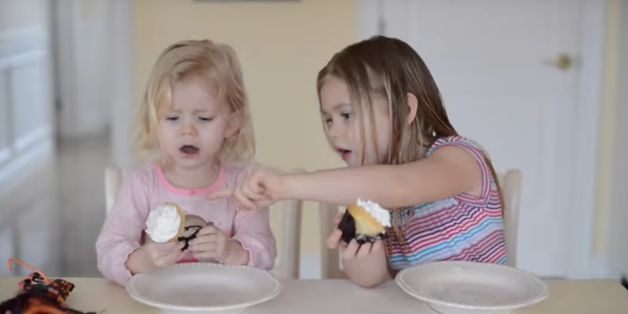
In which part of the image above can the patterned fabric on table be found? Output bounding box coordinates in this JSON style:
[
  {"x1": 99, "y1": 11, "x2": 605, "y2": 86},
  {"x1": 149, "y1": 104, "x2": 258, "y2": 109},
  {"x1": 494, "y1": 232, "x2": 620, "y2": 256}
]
[{"x1": 0, "y1": 259, "x2": 94, "y2": 314}]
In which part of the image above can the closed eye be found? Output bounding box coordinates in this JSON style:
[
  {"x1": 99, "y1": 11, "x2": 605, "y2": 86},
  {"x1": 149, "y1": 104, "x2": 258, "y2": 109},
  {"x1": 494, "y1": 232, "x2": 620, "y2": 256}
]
[
  {"x1": 199, "y1": 116, "x2": 214, "y2": 122},
  {"x1": 165, "y1": 116, "x2": 179, "y2": 121}
]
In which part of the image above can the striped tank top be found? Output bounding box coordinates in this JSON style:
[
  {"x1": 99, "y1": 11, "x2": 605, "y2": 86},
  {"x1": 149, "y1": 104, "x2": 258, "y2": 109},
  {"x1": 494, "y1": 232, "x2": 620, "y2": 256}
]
[{"x1": 385, "y1": 136, "x2": 508, "y2": 270}]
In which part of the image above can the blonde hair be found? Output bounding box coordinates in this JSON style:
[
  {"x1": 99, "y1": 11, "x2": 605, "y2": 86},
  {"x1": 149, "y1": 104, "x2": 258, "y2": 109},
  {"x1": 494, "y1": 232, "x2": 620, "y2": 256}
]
[
  {"x1": 134, "y1": 39, "x2": 255, "y2": 163},
  {"x1": 317, "y1": 36, "x2": 457, "y2": 166}
]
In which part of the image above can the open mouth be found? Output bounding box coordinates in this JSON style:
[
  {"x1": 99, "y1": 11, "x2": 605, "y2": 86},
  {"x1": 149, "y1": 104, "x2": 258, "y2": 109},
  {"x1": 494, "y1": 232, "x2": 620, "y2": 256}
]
[
  {"x1": 336, "y1": 148, "x2": 352, "y2": 160},
  {"x1": 179, "y1": 145, "x2": 200, "y2": 156}
]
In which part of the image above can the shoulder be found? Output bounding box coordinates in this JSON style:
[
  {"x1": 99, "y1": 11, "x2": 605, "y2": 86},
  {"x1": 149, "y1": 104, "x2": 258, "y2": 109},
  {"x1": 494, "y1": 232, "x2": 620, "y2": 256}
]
[
  {"x1": 222, "y1": 162, "x2": 247, "y2": 177},
  {"x1": 220, "y1": 162, "x2": 254, "y2": 185},
  {"x1": 121, "y1": 164, "x2": 158, "y2": 189},
  {"x1": 428, "y1": 136, "x2": 492, "y2": 163},
  {"x1": 427, "y1": 136, "x2": 494, "y2": 199},
  {"x1": 429, "y1": 136, "x2": 488, "y2": 155}
]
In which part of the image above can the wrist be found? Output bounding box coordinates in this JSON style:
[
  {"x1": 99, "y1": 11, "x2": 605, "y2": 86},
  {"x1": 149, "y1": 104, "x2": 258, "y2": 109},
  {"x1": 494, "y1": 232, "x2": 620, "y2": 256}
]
[
  {"x1": 126, "y1": 247, "x2": 152, "y2": 274},
  {"x1": 223, "y1": 239, "x2": 249, "y2": 266},
  {"x1": 276, "y1": 174, "x2": 294, "y2": 201}
]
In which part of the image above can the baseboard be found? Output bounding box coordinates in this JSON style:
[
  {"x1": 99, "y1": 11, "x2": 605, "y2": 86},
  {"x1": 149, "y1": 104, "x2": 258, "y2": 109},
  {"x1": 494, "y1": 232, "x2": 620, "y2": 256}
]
[
  {"x1": 589, "y1": 256, "x2": 613, "y2": 279},
  {"x1": 299, "y1": 254, "x2": 322, "y2": 279}
]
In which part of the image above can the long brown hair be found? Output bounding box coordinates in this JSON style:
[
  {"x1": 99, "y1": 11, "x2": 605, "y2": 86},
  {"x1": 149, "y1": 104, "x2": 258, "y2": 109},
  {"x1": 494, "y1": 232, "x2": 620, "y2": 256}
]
[
  {"x1": 317, "y1": 36, "x2": 505, "y2": 240},
  {"x1": 317, "y1": 36, "x2": 458, "y2": 166}
]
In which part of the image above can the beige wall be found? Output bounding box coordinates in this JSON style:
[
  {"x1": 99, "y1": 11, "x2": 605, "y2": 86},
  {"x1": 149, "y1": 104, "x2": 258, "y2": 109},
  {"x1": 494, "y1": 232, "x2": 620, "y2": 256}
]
[{"x1": 133, "y1": 0, "x2": 357, "y2": 259}]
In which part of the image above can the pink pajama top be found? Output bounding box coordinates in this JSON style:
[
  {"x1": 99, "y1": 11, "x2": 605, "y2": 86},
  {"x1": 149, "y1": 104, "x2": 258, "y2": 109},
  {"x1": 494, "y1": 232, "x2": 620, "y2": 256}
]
[{"x1": 95, "y1": 163, "x2": 276, "y2": 286}]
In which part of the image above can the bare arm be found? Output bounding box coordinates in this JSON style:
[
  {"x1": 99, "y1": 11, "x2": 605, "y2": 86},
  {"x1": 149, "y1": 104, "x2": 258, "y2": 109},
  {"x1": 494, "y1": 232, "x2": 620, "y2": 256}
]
[{"x1": 279, "y1": 146, "x2": 483, "y2": 208}]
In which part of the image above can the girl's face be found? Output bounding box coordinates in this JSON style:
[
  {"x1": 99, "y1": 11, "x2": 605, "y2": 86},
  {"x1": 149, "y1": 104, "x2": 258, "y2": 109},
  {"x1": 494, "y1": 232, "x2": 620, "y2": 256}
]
[
  {"x1": 157, "y1": 76, "x2": 236, "y2": 172},
  {"x1": 319, "y1": 75, "x2": 390, "y2": 166}
]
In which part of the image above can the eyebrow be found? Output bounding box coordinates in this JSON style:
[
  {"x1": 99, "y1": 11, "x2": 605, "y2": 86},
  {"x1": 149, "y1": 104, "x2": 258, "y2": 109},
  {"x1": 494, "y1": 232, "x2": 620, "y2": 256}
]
[{"x1": 321, "y1": 102, "x2": 352, "y2": 115}]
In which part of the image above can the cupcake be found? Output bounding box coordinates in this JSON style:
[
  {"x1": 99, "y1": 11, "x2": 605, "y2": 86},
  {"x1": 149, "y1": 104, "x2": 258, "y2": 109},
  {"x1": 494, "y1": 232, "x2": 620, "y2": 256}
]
[
  {"x1": 337, "y1": 199, "x2": 391, "y2": 244},
  {"x1": 145, "y1": 203, "x2": 207, "y2": 249}
]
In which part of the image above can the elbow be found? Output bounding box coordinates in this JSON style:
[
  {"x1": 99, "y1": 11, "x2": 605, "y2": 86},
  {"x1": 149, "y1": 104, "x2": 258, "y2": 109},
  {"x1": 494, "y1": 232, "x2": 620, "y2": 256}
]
[
  {"x1": 354, "y1": 278, "x2": 386, "y2": 289},
  {"x1": 356, "y1": 279, "x2": 383, "y2": 289},
  {"x1": 349, "y1": 272, "x2": 389, "y2": 289}
]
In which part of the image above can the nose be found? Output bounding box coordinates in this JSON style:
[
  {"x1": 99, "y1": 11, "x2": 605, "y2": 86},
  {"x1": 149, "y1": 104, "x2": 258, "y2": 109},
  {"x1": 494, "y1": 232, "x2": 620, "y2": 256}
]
[
  {"x1": 180, "y1": 121, "x2": 198, "y2": 136},
  {"x1": 327, "y1": 120, "x2": 345, "y2": 140}
]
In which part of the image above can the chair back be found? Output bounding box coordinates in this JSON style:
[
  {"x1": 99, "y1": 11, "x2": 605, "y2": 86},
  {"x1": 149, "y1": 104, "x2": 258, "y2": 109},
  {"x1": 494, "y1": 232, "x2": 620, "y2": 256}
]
[
  {"x1": 498, "y1": 169, "x2": 522, "y2": 266},
  {"x1": 319, "y1": 202, "x2": 345, "y2": 279},
  {"x1": 104, "y1": 166, "x2": 123, "y2": 214},
  {"x1": 268, "y1": 168, "x2": 304, "y2": 280},
  {"x1": 271, "y1": 197, "x2": 303, "y2": 280}
]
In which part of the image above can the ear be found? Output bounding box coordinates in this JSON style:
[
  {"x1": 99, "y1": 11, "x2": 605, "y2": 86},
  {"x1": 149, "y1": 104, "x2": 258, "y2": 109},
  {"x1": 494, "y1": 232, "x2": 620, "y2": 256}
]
[{"x1": 406, "y1": 92, "x2": 418, "y2": 125}]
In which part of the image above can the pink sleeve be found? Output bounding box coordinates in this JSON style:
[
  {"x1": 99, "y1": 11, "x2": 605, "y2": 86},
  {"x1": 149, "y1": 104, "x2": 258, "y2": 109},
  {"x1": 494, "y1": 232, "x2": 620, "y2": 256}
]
[
  {"x1": 232, "y1": 207, "x2": 276, "y2": 270},
  {"x1": 95, "y1": 171, "x2": 150, "y2": 286}
]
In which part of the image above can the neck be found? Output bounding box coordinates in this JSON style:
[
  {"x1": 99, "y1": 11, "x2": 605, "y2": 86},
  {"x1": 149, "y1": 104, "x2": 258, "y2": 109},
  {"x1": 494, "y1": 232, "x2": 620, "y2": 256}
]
[{"x1": 161, "y1": 161, "x2": 221, "y2": 189}]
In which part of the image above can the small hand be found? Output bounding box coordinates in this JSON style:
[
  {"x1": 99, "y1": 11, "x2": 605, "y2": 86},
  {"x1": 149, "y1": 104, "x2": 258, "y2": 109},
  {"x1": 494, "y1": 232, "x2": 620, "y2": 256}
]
[
  {"x1": 326, "y1": 209, "x2": 390, "y2": 288},
  {"x1": 340, "y1": 239, "x2": 385, "y2": 262},
  {"x1": 209, "y1": 168, "x2": 280, "y2": 210},
  {"x1": 144, "y1": 241, "x2": 186, "y2": 267},
  {"x1": 326, "y1": 211, "x2": 345, "y2": 249},
  {"x1": 127, "y1": 241, "x2": 185, "y2": 274},
  {"x1": 189, "y1": 225, "x2": 249, "y2": 265},
  {"x1": 337, "y1": 238, "x2": 389, "y2": 288}
]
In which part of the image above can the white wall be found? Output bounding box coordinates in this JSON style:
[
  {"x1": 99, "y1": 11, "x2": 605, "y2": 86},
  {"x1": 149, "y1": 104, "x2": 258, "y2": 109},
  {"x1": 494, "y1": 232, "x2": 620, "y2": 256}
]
[
  {"x1": 53, "y1": 0, "x2": 113, "y2": 138},
  {"x1": 0, "y1": 0, "x2": 54, "y2": 265},
  {"x1": 109, "y1": 0, "x2": 135, "y2": 169},
  {"x1": 0, "y1": 0, "x2": 54, "y2": 197}
]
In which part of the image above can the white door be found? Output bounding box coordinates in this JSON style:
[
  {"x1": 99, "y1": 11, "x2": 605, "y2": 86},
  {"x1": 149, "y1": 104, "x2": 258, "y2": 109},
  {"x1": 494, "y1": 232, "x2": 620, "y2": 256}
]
[{"x1": 359, "y1": 0, "x2": 604, "y2": 278}]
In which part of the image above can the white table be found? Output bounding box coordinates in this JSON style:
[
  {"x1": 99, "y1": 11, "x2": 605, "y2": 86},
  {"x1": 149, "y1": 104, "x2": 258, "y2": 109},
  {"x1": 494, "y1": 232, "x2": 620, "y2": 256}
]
[{"x1": 1, "y1": 277, "x2": 627, "y2": 313}]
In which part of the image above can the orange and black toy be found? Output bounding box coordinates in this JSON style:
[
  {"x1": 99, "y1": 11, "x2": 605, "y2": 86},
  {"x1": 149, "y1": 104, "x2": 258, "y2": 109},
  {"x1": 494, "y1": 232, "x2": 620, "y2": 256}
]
[{"x1": 0, "y1": 259, "x2": 93, "y2": 314}]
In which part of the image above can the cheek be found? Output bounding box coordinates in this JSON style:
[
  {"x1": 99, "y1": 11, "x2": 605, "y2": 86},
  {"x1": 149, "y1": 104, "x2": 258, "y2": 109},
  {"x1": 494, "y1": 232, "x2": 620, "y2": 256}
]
[{"x1": 157, "y1": 124, "x2": 174, "y2": 138}]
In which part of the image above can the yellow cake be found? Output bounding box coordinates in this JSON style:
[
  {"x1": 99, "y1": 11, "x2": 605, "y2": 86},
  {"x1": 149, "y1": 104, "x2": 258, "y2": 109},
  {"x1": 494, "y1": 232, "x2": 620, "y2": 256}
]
[
  {"x1": 347, "y1": 204, "x2": 386, "y2": 237},
  {"x1": 338, "y1": 199, "x2": 391, "y2": 244}
]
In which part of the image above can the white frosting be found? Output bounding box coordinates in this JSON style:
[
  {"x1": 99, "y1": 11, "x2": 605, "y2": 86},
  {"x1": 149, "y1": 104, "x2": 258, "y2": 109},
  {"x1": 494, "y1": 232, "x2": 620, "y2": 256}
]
[
  {"x1": 145, "y1": 204, "x2": 182, "y2": 243},
  {"x1": 357, "y1": 198, "x2": 391, "y2": 227}
]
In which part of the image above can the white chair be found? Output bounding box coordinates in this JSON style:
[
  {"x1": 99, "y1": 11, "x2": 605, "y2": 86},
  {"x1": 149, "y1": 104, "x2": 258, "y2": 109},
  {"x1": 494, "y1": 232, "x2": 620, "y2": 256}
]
[
  {"x1": 104, "y1": 166, "x2": 124, "y2": 214},
  {"x1": 104, "y1": 166, "x2": 304, "y2": 279},
  {"x1": 497, "y1": 169, "x2": 522, "y2": 267},
  {"x1": 270, "y1": 198, "x2": 303, "y2": 280},
  {"x1": 319, "y1": 202, "x2": 345, "y2": 279},
  {"x1": 270, "y1": 168, "x2": 304, "y2": 280}
]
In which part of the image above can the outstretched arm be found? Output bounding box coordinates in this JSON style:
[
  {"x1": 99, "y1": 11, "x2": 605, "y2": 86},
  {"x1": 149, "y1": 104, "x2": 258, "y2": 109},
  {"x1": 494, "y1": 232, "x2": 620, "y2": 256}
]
[
  {"x1": 281, "y1": 146, "x2": 482, "y2": 208},
  {"x1": 213, "y1": 145, "x2": 483, "y2": 210}
]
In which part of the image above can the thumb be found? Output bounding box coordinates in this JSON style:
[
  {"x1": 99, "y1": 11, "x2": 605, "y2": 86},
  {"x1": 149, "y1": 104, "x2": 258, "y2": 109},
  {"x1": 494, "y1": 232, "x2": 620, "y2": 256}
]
[
  {"x1": 208, "y1": 188, "x2": 234, "y2": 200},
  {"x1": 326, "y1": 229, "x2": 343, "y2": 249}
]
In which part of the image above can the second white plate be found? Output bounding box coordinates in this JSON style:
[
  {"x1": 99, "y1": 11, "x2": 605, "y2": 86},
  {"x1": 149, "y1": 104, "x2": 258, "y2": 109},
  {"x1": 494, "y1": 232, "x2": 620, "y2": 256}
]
[{"x1": 395, "y1": 261, "x2": 548, "y2": 314}]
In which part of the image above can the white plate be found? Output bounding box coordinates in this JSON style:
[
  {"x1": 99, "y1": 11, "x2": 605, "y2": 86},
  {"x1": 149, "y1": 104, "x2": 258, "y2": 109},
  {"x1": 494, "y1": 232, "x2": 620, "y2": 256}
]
[
  {"x1": 395, "y1": 261, "x2": 548, "y2": 314},
  {"x1": 126, "y1": 263, "x2": 282, "y2": 313}
]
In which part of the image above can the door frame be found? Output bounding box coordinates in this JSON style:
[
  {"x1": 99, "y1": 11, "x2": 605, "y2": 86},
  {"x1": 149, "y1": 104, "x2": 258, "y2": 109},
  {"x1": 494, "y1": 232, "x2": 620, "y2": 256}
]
[{"x1": 569, "y1": 0, "x2": 606, "y2": 278}]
